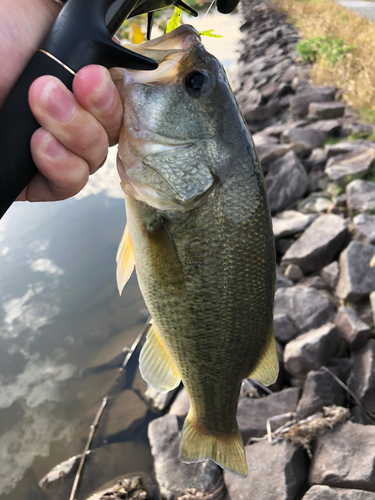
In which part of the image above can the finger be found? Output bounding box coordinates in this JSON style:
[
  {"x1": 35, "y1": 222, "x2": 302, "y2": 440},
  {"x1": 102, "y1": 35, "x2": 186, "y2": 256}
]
[
  {"x1": 73, "y1": 65, "x2": 124, "y2": 147},
  {"x1": 23, "y1": 127, "x2": 91, "y2": 201},
  {"x1": 29, "y1": 76, "x2": 109, "y2": 174}
]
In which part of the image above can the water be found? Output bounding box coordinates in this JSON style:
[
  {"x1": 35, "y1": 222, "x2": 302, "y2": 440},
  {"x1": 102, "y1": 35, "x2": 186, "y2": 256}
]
[
  {"x1": 337, "y1": 0, "x2": 375, "y2": 22},
  {"x1": 0, "y1": 11, "x2": 241, "y2": 500}
]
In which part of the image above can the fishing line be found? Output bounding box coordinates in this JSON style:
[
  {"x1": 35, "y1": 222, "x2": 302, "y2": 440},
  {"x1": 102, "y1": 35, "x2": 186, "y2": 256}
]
[{"x1": 198, "y1": 0, "x2": 216, "y2": 27}]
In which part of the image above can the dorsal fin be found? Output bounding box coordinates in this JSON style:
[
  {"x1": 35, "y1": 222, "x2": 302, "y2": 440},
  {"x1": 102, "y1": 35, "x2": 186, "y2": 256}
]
[
  {"x1": 116, "y1": 224, "x2": 135, "y2": 295},
  {"x1": 139, "y1": 323, "x2": 181, "y2": 394},
  {"x1": 248, "y1": 334, "x2": 279, "y2": 386}
]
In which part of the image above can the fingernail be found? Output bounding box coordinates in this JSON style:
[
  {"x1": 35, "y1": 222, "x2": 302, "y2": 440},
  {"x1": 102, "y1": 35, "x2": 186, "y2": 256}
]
[
  {"x1": 45, "y1": 136, "x2": 66, "y2": 159},
  {"x1": 43, "y1": 81, "x2": 76, "y2": 122},
  {"x1": 93, "y1": 78, "x2": 115, "y2": 111}
]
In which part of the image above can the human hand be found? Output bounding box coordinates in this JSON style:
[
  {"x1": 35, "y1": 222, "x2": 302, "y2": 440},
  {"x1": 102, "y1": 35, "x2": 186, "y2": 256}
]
[{"x1": 17, "y1": 64, "x2": 124, "y2": 202}]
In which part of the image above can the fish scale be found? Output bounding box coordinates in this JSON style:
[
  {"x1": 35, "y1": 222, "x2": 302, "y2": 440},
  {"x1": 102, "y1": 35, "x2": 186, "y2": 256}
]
[{"x1": 114, "y1": 24, "x2": 278, "y2": 477}]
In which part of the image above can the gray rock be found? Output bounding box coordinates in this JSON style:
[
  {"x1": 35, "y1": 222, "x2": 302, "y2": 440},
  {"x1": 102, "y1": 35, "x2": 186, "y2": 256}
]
[
  {"x1": 148, "y1": 415, "x2": 221, "y2": 500},
  {"x1": 85, "y1": 475, "x2": 153, "y2": 500},
  {"x1": 308, "y1": 101, "x2": 346, "y2": 120},
  {"x1": 284, "y1": 323, "x2": 340, "y2": 378},
  {"x1": 348, "y1": 339, "x2": 375, "y2": 414},
  {"x1": 284, "y1": 264, "x2": 304, "y2": 282},
  {"x1": 282, "y1": 214, "x2": 348, "y2": 272},
  {"x1": 335, "y1": 307, "x2": 372, "y2": 349},
  {"x1": 244, "y1": 101, "x2": 280, "y2": 122},
  {"x1": 144, "y1": 384, "x2": 179, "y2": 412},
  {"x1": 309, "y1": 421, "x2": 375, "y2": 491},
  {"x1": 274, "y1": 312, "x2": 299, "y2": 343},
  {"x1": 297, "y1": 275, "x2": 331, "y2": 291},
  {"x1": 325, "y1": 141, "x2": 373, "y2": 159},
  {"x1": 304, "y1": 147, "x2": 328, "y2": 169},
  {"x1": 347, "y1": 180, "x2": 375, "y2": 216},
  {"x1": 371, "y1": 292, "x2": 375, "y2": 326},
  {"x1": 297, "y1": 192, "x2": 333, "y2": 214},
  {"x1": 353, "y1": 214, "x2": 375, "y2": 244},
  {"x1": 169, "y1": 387, "x2": 190, "y2": 418},
  {"x1": 39, "y1": 455, "x2": 81, "y2": 500},
  {"x1": 257, "y1": 143, "x2": 291, "y2": 173},
  {"x1": 302, "y1": 485, "x2": 375, "y2": 499},
  {"x1": 296, "y1": 369, "x2": 345, "y2": 419},
  {"x1": 325, "y1": 149, "x2": 375, "y2": 186},
  {"x1": 252, "y1": 132, "x2": 279, "y2": 147},
  {"x1": 275, "y1": 266, "x2": 294, "y2": 290},
  {"x1": 272, "y1": 210, "x2": 318, "y2": 239},
  {"x1": 336, "y1": 241, "x2": 375, "y2": 302},
  {"x1": 308, "y1": 120, "x2": 341, "y2": 136},
  {"x1": 321, "y1": 261, "x2": 340, "y2": 290},
  {"x1": 237, "y1": 387, "x2": 300, "y2": 442},
  {"x1": 276, "y1": 238, "x2": 295, "y2": 255},
  {"x1": 266, "y1": 151, "x2": 309, "y2": 214},
  {"x1": 274, "y1": 286, "x2": 336, "y2": 334},
  {"x1": 290, "y1": 88, "x2": 336, "y2": 117},
  {"x1": 225, "y1": 440, "x2": 307, "y2": 500},
  {"x1": 282, "y1": 127, "x2": 326, "y2": 150}
]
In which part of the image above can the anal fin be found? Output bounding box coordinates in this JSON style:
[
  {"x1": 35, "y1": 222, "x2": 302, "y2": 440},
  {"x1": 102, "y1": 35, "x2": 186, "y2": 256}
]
[
  {"x1": 116, "y1": 223, "x2": 135, "y2": 295},
  {"x1": 139, "y1": 323, "x2": 181, "y2": 394},
  {"x1": 248, "y1": 334, "x2": 279, "y2": 386},
  {"x1": 180, "y1": 410, "x2": 248, "y2": 477}
]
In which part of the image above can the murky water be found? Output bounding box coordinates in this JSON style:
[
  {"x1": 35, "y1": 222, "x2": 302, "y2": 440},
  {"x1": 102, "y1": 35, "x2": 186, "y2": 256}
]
[{"x1": 0, "y1": 11, "x2": 241, "y2": 500}]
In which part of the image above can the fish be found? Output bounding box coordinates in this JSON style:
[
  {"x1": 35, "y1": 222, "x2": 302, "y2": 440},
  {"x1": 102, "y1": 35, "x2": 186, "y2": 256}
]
[{"x1": 111, "y1": 25, "x2": 279, "y2": 477}]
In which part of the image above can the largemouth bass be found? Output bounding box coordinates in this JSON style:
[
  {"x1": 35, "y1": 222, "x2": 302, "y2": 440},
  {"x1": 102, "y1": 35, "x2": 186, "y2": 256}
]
[{"x1": 111, "y1": 25, "x2": 278, "y2": 477}]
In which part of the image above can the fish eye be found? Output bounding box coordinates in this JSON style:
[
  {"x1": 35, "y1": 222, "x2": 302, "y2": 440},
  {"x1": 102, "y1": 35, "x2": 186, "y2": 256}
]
[{"x1": 184, "y1": 71, "x2": 212, "y2": 97}]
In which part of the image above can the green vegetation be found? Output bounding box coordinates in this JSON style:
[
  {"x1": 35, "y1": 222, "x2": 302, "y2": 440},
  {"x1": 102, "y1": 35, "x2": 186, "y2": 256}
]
[{"x1": 296, "y1": 35, "x2": 355, "y2": 65}]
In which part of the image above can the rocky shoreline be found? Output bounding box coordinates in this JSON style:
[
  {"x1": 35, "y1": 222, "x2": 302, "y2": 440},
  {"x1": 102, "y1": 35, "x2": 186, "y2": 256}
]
[{"x1": 39, "y1": 0, "x2": 375, "y2": 498}]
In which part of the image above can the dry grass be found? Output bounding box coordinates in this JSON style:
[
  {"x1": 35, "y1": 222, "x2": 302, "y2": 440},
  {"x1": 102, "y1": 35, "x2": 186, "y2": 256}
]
[{"x1": 274, "y1": 0, "x2": 375, "y2": 118}]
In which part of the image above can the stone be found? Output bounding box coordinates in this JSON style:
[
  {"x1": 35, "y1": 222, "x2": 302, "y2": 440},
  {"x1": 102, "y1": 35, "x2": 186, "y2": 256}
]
[
  {"x1": 309, "y1": 421, "x2": 375, "y2": 491},
  {"x1": 348, "y1": 339, "x2": 375, "y2": 414},
  {"x1": 266, "y1": 151, "x2": 309, "y2": 214},
  {"x1": 252, "y1": 133, "x2": 279, "y2": 147},
  {"x1": 297, "y1": 275, "x2": 331, "y2": 291},
  {"x1": 225, "y1": 440, "x2": 307, "y2": 500},
  {"x1": 274, "y1": 286, "x2": 336, "y2": 334},
  {"x1": 275, "y1": 238, "x2": 295, "y2": 255},
  {"x1": 297, "y1": 192, "x2": 333, "y2": 214},
  {"x1": 290, "y1": 141, "x2": 312, "y2": 159},
  {"x1": 296, "y1": 369, "x2": 345, "y2": 419},
  {"x1": 302, "y1": 485, "x2": 375, "y2": 499},
  {"x1": 336, "y1": 241, "x2": 375, "y2": 302},
  {"x1": 334, "y1": 307, "x2": 372, "y2": 349},
  {"x1": 275, "y1": 266, "x2": 294, "y2": 290},
  {"x1": 353, "y1": 214, "x2": 375, "y2": 244},
  {"x1": 169, "y1": 387, "x2": 190, "y2": 418},
  {"x1": 290, "y1": 88, "x2": 336, "y2": 117},
  {"x1": 272, "y1": 210, "x2": 317, "y2": 239},
  {"x1": 144, "y1": 384, "x2": 179, "y2": 412},
  {"x1": 274, "y1": 313, "x2": 299, "y2": 343},
  {"x1": 243, "y1": 101, "x2": 280, "y2": 122},
  {"x1": 284, "y1": 264, "x2": 304, "y2": 282},
  {"x1": 148, "y1": 415, "x2": 221, "y2": 500},
  {"x1": 237, "y1": 387, "x2": 301, "y2": 442},
  {"x1": 308, "y1": 120, "x2": 341, "y2": 136},
  {"x1": 304, "y1": 147, "x2": 328, "y2": 169},
  {"x1": 308, "y1": 101, "x2": 346, "y2": 120},
  {"x1": 371, "y1": 292, "x2": 375, "y2": 325},
  {"x1": 282, "y1": 214, "x2": 348, "y2": 272},
  {"x1": 325, "y1": 141, "x2": 373, "y2": 159},
  {"x1": 325, "y1": 149, "x2": 375, "y2": 186},
  {"x1": 39, "y1": 455, "x2": 81, "y2": 500},
  {"x1": 282, "y1": 127, "x2": 326, "y2": 151},
  {"x1": 320, "y1": 261, "x2": 340, "y2": 290},
  {"x1": 257, "y1": 143, "x2": 291, "y2": 173},
  {"x1": 347, "y1": 180, "x2": 375, "y2": 216},
  {"x1": 284, "y1": 323, "x2": 340, "y2": 378}
]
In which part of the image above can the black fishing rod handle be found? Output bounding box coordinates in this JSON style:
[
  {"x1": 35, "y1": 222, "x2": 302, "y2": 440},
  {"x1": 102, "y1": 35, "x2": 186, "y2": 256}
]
[{"x1": 0, "y1": 51, "x2": 74, "y2": 219}]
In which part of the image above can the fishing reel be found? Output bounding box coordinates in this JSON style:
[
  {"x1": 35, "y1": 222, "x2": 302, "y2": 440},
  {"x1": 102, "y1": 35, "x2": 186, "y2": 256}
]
[{"x1": 0, "y1": 0, "x2": 239, "y2": 219}]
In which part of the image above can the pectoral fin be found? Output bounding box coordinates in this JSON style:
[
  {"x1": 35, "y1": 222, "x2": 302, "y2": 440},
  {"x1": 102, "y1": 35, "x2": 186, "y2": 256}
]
[
  {"x1": 116, "y1": 224, "x2": 135, "y2": 295},
  {"x1": 248, "y1": 334, "x2": 279, "y2": 386},
  {"x1": 139, "y1": 323, "x2": 181, "y2": 394}
]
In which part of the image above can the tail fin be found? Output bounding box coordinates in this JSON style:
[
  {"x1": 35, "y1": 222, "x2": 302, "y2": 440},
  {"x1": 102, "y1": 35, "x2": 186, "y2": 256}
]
[{"x1": 179, "y1": 410, "x2": 247, "y2": 477}]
